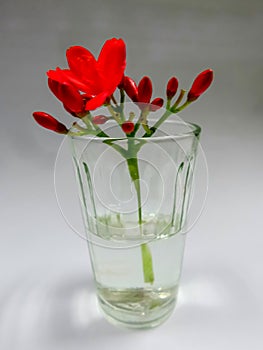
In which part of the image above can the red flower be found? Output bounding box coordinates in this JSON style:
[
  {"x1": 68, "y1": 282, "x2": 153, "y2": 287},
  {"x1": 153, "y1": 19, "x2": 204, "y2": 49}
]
[
  {"x1": 122, "y1": 121, "x2": 135, "y2": 134},
  {"x1": 123, "y1": 76, "x2": 163, "y2": 111},
  {"x1": 166, "y1": 77, "x2": 178, "y2": 99},
  {"x1": 92, "y1": 115, "x2": 108, "y2": 125},
  {"x1": 187, "y1": 69, "x2": 214, "y2": 102},
  {"x1": 33, "y1": 112, "x2": 68, "y2": 134},
  {"x1": 47, "y1": 38, "x2": 126, "y2": 111}
]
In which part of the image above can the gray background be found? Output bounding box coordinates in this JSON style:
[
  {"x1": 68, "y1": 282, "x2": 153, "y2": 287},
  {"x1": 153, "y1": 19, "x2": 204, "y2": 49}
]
[{"x1": 1, "y1": 0, "x2": 263, "y2": 349}]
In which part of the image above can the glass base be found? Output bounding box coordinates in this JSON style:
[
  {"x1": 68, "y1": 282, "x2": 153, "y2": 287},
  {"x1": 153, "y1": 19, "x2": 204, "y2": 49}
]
[{"x1": 97, "y1": 285, "x2": 178, "y2": 329}]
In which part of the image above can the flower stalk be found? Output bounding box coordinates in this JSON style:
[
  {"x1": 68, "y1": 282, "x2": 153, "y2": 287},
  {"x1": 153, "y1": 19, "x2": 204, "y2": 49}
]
[{"x1": 126, "y1": 138, "x2": 154, "y2": 284}]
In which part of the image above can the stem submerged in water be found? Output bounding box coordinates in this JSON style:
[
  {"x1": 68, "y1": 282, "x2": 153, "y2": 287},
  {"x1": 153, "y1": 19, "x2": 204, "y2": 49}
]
[
  {"x1": 126, "y1": 156, "x2": 142, "y2": 224},
  {"x1": 127, "y1": 140, "x2": 154, "y2": 284},
  {"x1": 141, "y1": 243, "x2": 154, "y2": 284}
]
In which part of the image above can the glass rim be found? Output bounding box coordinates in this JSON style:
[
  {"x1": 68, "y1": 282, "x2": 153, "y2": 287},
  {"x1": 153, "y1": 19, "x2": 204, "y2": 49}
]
[{"x1": 69, "y1": 120, "x2": 201, "y2": 142}]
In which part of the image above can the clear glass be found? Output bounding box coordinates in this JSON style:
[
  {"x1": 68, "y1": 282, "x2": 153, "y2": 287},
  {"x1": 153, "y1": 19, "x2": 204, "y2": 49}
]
[{"x1": 69, "y1": 118, "x2": 201, "y2": 329}]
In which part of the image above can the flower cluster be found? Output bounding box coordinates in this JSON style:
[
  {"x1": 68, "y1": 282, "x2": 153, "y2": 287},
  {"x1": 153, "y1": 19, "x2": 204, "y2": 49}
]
[
  {"x1": 32, "y1": 38, "x2": 214, "y2": 287},
  {"x1": 33, "y1": 38, "x2": 213, "y2": 136}
]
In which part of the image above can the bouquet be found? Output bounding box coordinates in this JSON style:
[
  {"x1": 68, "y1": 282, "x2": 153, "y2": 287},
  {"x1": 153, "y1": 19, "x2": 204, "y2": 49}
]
[{"x1": 33, "y1": 38, "x2": 213, "y2": 285}]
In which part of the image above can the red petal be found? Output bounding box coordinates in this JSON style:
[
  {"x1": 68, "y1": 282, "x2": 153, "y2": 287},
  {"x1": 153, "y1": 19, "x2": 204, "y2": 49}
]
[
  {"x1": 187, "y1": 69, "x2": 214, "y2": 102},
  {"x1": 85, "y1": 92, "x2": 108, "y2": 110},
  {"x1": 66, "y1": 46, "x2": 96, "y2": 70},
  {"x1": 47, "y1": 69, "x2": 70, "y2": 88},
  {"x1": 98, "y1": 38, "x2": 126, "y2": 94},
  {"x1": 63, "y1": 103, "x2": 79, "y2": 118},
  {"x1": 47, "y1": 68, "x2": 95, "y2": 95},
  {"x1": 48, "y1": 78, "x2": 84, "y2": 113},
  {"x1": 33, "y1": 111, "x2": 68, "y2": 133},
  {"x1": 138, "y1": 76, "x2": 152, "y2": 103},
  {"x1": 60, "y1": 83, "x2": 84, "y2": 113},
  {"x1": 66, "y1": 46, "x2": 102, "y2": 93},
  {"x1": 48, "y1": 78, "x2": 62, "y2": 100}
]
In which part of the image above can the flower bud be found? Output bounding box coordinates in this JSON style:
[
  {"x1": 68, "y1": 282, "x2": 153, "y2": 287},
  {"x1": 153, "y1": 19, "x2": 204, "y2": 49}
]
[
  {"x1": 166, "y1": 77, "x2": 178, "y2": 99},
  {"x1": 92, "y1": 115, "x2": 108, "y2": 125},
  {"x1": 123, "y1": 76, "x2": 138, "y2": 102},
  {"x1": 150, "y1": 98, "x2": 164, "y2": 111},
  {"x1": 187, "y1": 69, "x2": 214, "y2": 102},
  {"x1": 32, "y1": 111, "x2": 68, "y2": 134},
  {"x1": 138, "y1": 76, "x2": 152, "y2": 103},
  {"x1": 121, "y1": 121, "x2": 135, "y2": 134}
]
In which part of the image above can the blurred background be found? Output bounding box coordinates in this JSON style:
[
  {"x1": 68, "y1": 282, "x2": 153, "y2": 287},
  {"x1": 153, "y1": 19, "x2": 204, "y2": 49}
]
[{"x1": 1, "y1": 0, "x2": 263, "y2": 349}]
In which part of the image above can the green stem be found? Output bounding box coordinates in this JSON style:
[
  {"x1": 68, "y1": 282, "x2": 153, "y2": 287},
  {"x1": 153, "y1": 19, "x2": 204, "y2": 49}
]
[
  {"x1": 82, "y1": 115, "x2": 92, "y2": 128},
  {"x1": 103, "y1": 139, "x2": 128, "y2": 158},
  {"x1": 92, "y1": 134, "x2": 154, "y2": 284},
  {"x1": 171, "y1": 89, "x2": 186, "y2": 109},
  {"x1": 107, "y1": 105, "x2": 121, "y2": 124},
  {"x1": 171, "y1": 100, "x2": 191, "y2": 114},
  {"x1": 142, "y1": 109, "x2": 172, "y2": 138},
  {"x1": 86, "y1": 113, "x2": 110, "y2": 137},
  {"x1": 95, "y1": 129, "x2": 109, "y2": 137},
  {"x1": 142, "y1": 100, "x2": 192, "y2": 138},
  {"x1": 68, "y1": 130, "x2": 97, "y2": 137},
  {"x1": 120, "y1": 88, "x2": 125, "y2": 104},
  {"x1": 140, "y1": 243, "x2": 154, "y2": 284},
  {"x1": 111, "y1": 94, "x2": 118, "y2": 106},
  {"x1": 129, "y1": 122, "x2": 140, "y2": 137},
  {"x1": 127, "y1": 139, "x2": 154, "y2": 284},
  {"x1": 126, "y1": 156, "x2": 142, "y2": 224}
]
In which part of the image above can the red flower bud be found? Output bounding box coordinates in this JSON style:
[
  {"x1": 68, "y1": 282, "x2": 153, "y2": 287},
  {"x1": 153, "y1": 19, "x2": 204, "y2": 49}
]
[
  {"x1": 33, "y1": 112, "x2": 68, "y2": 134},
  {"x1": 92, "y1": 115, "x2": 108, "y2": 125},
  {"x1": 187, "y1": 69, "x2": 214, "y2": 102},
  {"x1": 166, "y1": 77, "x2": 178, "y2": 99},
  {"x1": 138, "y1": 76, "x2": 152, "y2": 103},
  {"x1": 123, "y1": 76, "x2": 138, "y2": 102},
  {"x1": 121, "y1": 121, "x2": 135, "y2": 134},
  {"x1": 150, "y1": 98, "x2": 164, "y2": 111}
]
